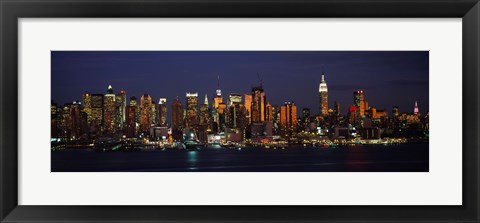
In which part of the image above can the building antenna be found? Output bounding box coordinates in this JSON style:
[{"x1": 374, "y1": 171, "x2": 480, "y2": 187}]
[
  {"x1": 321, "y1": 64, "x2": 325, "y2": 82},
  {"x1": 257, "y1": 72, "x2": 263, "y2": 87},
  {"x1": 217, "y1": 75, "x2": 220, "y2": 89}
]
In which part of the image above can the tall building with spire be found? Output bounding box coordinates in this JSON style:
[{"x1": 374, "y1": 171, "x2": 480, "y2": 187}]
[
  {"x1": 103, "y1": 85, "x2": 116, "y2": 133},
  {"x1": 204, "y1": 94, "x2": 209, "y2": 107},
  {"x1": 414, "y1": 101, "x2": 419, "y2": 115},
  {"x1": 319, "y1": 65, "x2": 328, "y2": 116},
  {"x1": 214, "y1": 75, "x2": 223, "y2": 109},
  {"x1": 199, "y1": 94, "x2": 210, "y2": 129},
  {"x1": 251, "y1": 82, "x2": 266, "y2": 123}
]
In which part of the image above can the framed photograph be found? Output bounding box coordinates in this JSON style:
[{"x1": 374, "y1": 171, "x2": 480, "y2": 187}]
[{"x1": 1, "y1": 0, "x2": 479, "y2": 222}]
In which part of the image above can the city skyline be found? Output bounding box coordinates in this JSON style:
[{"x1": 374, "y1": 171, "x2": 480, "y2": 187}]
[{"x1": 52, "y1": 51, "x2": 429, "y2": 116}]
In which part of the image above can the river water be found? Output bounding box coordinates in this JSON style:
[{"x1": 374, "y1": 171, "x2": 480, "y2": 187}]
[{"x1": 51, "y1": 143, "x2": 428, "y2": 172}]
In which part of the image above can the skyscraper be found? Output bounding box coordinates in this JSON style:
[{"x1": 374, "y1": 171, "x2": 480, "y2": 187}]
[
  {"x1": 354, "y1": 90, "x2": 368, "y2": 117},
  {"x1": 103, "y1": 85, "x2": 116, "y2": 133},
  {"x1": 204, "y1": 94, "x2": 209, "y2": 107},
  {"x1": 90, "y1": 94, "x2": 104, "y2": 129},
  {"x1": 334, "y1": 101, "x2": 340, "y2": 116},
  {"x1": 392, "y1": 106, "x2": 400, "y2": 117},
  {"x1": 319, "y1": 65, "x2": 328, "y2": 116},
  {"x1": 226, "y1": 102, "x2": 246, "y2": 129},
  {"x1": 280, "y1": 101, "x2": 297, "y2": 137},
  {"x1": 414, "y1": 101, "x2": 419, "y2": 115},
  {"x1": 266, "y1": 102, "x2": 273, "y2": 121},
  {"x1": 199, "y1": 98, "x2": 210, "y2": 129},
  {"x1": 158, "y1": 98, "x2": 167, "y2": 127},
  {"x1": 214, "y1": 76, "x2": 223, "y2": 109},
  {"x1": 228, "y1": 93, "x2": 242, "y2": 106},
  {"x1": 186, "y1": 92, "x2": 199, "y2": 128},
  {"x1": 244, "y1": 94, "x2": 252, "y2": 124},
  {"x1": 171, "y1": 97, "x2": 183, "y2": 131},
  {"x1": 126, "y1": 104, "x2": 137, "y2": 138},
  {"x1": 82, "y1": 92, "x2": 92, "y2": 124},
  {"x1": 115, "y1": 90, "x2": 127, "y2": 128},
  {"x1": 251, "y1": 85, "x2": 266, "y2": 123},
  {"x1": 140, "y1": 94, "x2": 153, "y2": 132}
]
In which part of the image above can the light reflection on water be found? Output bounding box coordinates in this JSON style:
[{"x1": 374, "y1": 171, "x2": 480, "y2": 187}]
[{"x1": 51, "y1": 143, "x2": 429, "y2": 172}]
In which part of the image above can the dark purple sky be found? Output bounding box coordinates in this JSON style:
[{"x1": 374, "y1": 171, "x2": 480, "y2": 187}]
[{"x1": 51, "y1": 51, "x2": 429, "y2": 116}]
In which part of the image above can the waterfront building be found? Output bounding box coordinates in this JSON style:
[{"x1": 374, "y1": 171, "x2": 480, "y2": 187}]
[
  {"x1": 158, "y1": 98, "x2": 167, "y2": 127},
  {"x1": 103, "y1": 85, "x2": 117, "y2": 133},
  {"x1": 186, "y1": 92, "x2": 199, "y2": 128},
  {"x1": 319, "y1": 65, "x2": 328, "y2": 116}
]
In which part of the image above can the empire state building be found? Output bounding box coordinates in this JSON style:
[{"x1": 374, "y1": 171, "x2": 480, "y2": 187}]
[{"x1": 319, "y1": 66, "x2": 328, "y2": 116}]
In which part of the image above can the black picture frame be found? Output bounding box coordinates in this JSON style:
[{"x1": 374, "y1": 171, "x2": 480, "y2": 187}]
[{"x1": 1, "y1": 0, "x2": 479, "y2": 222}]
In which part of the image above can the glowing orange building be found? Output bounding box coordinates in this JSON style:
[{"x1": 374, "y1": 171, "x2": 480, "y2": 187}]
[
  {"x1": 251, "y1": 85, "x2": 266, "y2": 123},
  {"x1": 140, "y1": 94, "x2": 153, "y2": 132},
  {"x1": 244, "y1": 94, "x2": 252, "y2": 124},
  {"x1": 280, "y1": 101, "x2": 297, "y2": 137}
]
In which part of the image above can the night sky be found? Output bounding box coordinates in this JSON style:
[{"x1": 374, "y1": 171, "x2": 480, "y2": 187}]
[{"x1": 52, "y1": 51, "x2": 429, "y2": 117}]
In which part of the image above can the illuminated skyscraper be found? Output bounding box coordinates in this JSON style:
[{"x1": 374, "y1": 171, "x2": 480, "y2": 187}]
[
  {"x1": 82, "y1": 92, "x2": 92, "y2": 123},
  {"x1": 227, "y1": 102, "x2": 247, "y2": 129},
  {"x1": 266, "y1": 102, "x2": 273, "y2": 121},
  {"x1": 319, "y1": 65, "x2": 328, "y2": 116},
  {"x1": 115, "y1": 90, "x2": 127, "y2": 129},
  {"x1": 140, "y1": 94, "x2": 153, "y2": 132},
  {"x1": 392, "y1": 106, "x2": 400, "y2": 117},
  {"x1": 186, "y1": 92, "x2": 199, "y2": 128},
  {"x1": 251, "y1": 84, "x2": 266, "y2": 123},
  {"x1": 103, "y1": 85, "x2": 117, "y2": 133},
  {"x1": 244, "y1": 94, "x2": 252, "y2": 124},
  {"x1": 171, "y1": 97, "x2": 183, "y2": 131},
  {"x1": 228, "y1": 93, "x2": 242, "y2": 106},
  {"x1": 414, "y1": 101, "x2": 419, "y2": 115},
  {"x1": 204, "y1": 94, "x2": 209, "y2": 107},
  {"x1": 129, "y1": 96, "x2": 140, "y2": 128},
  {"x1": 89, "y1": 94, "x2": 104, "y2": 129},
  {"x1": 354, "y1": 90, "x2": 368, "y2": 117},
  {"x1": 129, "y1": 96, "x2": 137, "y2": 106},
  {"x1": 217, "y1": 103, "x2": 227, "y2": 131},
  {"x1": 199, "y1": 98, "x2": 210, "y2": 129},
  {"x1": 158, "y1": 98, "x2": 167, "y2": 127},
  {"x1": 214, "y1": 76, "x2": 223, "y2": 109},
  {"x1": 280, "y1": 101, "x2": 297, "y2": 137}
]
